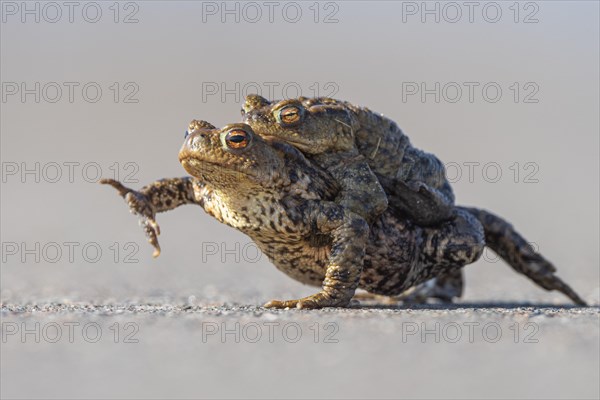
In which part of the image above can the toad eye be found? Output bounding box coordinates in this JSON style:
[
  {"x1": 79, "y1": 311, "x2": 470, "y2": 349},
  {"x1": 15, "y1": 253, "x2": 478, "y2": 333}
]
[
  {"x1": 277, "y1": 105, "x2": 303, "y2": 126},
  {"x1": 225, "y1": 129, "x2": 250, "y2": 149}
]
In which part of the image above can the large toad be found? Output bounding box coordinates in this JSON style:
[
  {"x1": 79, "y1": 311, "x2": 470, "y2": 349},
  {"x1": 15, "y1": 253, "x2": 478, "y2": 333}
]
[
  {"x1": 101, "y1": 121, "x2": 586, "y2": 308},
  {"x1": 241, "y1": 95, "x2": 455, "y2": 227}
]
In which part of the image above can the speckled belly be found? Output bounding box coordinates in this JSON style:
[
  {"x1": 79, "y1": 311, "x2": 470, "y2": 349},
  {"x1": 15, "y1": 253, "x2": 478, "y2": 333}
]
[
  {"x1": 252, "y1": 216, "x2": 429, "y2": 295},
  {"x1": 360, "y1": 217, "x2": 424, "y2": 295}
]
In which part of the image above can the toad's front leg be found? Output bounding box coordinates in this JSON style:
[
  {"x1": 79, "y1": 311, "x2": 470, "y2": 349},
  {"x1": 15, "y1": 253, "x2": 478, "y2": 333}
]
[
  {"x1": 264, "y1": 201, "x2": 369, "y2": 309},
  {"x1": 100, "y1": 177, "x2": 203, "y2": 257},
  {"x1": 313, "y1": 152, "x2": 388, "y2": 224}
]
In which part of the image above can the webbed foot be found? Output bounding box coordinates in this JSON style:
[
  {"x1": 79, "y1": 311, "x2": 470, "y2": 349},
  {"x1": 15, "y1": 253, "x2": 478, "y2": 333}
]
[
  {"x1": 100, "y1": 178, "x2": 162, "y2": 257},
  {"x1": 264, "y1": 292, "x2": 351, "y2": 309}
]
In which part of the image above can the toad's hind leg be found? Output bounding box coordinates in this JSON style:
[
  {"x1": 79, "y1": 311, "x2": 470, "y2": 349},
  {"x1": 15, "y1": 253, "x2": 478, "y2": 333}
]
[
  {"x1": 420, "y1": 208, "x2": 485, "y2": 267},
  {"x1": 405, "y1": 209, "x2": 484, "y2": 291},
  {"x1": 461, "y1": 207, "x2": 587, "y2": 306}
]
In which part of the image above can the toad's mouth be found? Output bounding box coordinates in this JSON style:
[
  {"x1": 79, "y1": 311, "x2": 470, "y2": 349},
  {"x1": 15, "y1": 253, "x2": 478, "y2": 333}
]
[
  {"x1": 179, "y1": 156, "x2": 252, "y2": 180},
  {"x1": 178, "y1": 146, "x2": 221, "y2": 170}
]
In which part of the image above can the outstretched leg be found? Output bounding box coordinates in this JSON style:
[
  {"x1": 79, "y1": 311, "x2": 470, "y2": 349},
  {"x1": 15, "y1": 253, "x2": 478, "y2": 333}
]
[
  {"x1": 101, "y1": 177, "x2": 206, "y2": 257},
  {"x1": 462, "y1": 207, "x2": 587, "y2": 306}
]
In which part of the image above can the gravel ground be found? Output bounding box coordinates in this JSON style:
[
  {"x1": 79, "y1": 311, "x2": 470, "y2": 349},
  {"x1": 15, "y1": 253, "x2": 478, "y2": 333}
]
[{"x1": 2, "y1": 295, "x2": 599, "y2": 400}]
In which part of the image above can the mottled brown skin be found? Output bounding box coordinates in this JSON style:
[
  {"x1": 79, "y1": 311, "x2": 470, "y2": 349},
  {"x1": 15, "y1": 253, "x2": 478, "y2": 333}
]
[
  {"x1": 463, "y1": 207, "x2": 586, "y2": 304},
  {"x1": 241, "y1": 95, "x2": 457, "y2": 302},
  {"x1": 101, "y1": 121, "x2": 587, "y2": 307},
  {"x1": 243, "y1": 94, "x2": 389, "y2": 226},
  {"x1": 241, "y1": 95, "x2": 455, "y2": 227}
]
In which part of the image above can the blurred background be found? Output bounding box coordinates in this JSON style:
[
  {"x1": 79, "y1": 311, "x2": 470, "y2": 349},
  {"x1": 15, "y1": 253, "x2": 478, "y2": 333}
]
[{"x1": 1, "y1": 1, "x2": 599, "y2": 399}]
